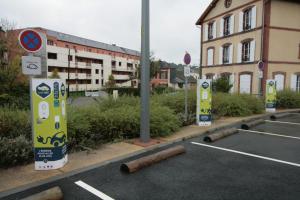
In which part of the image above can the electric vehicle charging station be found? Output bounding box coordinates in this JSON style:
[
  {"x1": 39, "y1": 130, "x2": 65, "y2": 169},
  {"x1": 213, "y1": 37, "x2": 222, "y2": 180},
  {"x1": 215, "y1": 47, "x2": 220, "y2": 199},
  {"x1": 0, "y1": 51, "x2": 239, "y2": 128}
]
[{"x1": 19, "y1": 29, "x2": 68, "y2": 170}]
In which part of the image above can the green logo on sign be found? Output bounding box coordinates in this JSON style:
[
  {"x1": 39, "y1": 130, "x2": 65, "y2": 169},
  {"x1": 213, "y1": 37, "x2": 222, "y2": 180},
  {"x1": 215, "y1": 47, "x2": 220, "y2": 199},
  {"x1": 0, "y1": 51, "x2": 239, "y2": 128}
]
[{"x1": 36, "y1": 83, "x2": 51, "y2": 99}]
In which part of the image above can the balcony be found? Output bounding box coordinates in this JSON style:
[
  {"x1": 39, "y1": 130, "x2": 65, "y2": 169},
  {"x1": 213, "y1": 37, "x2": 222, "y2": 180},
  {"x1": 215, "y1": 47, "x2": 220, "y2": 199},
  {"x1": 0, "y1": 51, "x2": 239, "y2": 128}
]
[
  {"x1": 112, "y1": 67, "x2": 134, "y2": 72},
  {"x1": 76, "y1": 62, "x2": 92, "y2": 69},
  {"x1": 113, "y1": 74, "x2": 130, "y2": 80}
]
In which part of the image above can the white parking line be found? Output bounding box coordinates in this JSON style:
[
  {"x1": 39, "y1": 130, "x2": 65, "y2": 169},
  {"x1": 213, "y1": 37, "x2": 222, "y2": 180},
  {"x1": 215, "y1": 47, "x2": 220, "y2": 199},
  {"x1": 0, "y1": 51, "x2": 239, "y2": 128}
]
[
  {"x1": 191, "y1": 142, "x2": 300, "y2": 168},
  {"x1": 75, "y1": 180, "x2": 114, "y2": 200},
  {"x1": 265, "y1": 120, "x2": 300, "y2": 126},
  {"x1": 238, "y1": 129, "x2": 300, "y2": 140}
]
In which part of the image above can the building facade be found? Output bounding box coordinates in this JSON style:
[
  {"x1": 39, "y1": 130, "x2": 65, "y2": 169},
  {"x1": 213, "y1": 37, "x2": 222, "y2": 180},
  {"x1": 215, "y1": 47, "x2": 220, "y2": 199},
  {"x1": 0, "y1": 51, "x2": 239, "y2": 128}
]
[
  {"x1": 24, "y1": 27, "x2": 140, "y2": 91},
  {"x1": 196, "y1": 0, "x2": 300, "y2": 94}
]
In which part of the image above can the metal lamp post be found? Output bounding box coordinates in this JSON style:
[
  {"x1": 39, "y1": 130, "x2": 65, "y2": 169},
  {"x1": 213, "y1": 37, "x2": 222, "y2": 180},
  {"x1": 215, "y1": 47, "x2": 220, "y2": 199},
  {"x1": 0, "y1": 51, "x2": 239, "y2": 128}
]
[{"x1": 140, "y1": 0, "x2": 150, "y2": 143}]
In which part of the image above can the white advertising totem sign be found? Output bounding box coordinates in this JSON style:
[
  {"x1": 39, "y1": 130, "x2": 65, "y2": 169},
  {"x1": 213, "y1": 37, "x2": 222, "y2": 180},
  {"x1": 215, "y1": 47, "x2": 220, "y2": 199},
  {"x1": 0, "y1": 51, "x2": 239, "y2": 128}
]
[{"x1": 197, "y1": 79, "x2": 212, "y2": 126}]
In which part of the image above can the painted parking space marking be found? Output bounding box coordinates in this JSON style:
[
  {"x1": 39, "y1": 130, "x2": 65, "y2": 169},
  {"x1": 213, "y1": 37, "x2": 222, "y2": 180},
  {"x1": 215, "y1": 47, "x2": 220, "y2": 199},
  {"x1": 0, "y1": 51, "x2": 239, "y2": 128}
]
[
  {"x1": 265, "y1": 120, "x2": 300, "y2": 126},
  {"x1": 191, "y1": 142, "x2": 300, "y2": 168},
  {"x1": 238, "y1": 129, "x2": 300, "y2": 140},
  {"x1": 75, "y1": 180, "x2": 114, "y2": 200}
]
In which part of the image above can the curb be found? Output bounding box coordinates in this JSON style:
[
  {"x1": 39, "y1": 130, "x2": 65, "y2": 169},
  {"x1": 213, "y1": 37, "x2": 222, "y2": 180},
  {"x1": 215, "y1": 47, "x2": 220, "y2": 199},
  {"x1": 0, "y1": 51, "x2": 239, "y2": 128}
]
[{"x1": 1, "y1": 109, "x2": 299, "y2": 199}]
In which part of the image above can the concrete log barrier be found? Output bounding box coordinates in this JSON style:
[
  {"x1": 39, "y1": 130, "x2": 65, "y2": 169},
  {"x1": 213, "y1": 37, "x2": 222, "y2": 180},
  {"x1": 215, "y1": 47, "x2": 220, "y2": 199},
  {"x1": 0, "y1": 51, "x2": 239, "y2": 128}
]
[
  {"x1": 203, "y1": 128, "x2": 238, "y2": 143},
  {"x1": 120, "y1": 145, "x2": 186, "y2": 173},
  {"x1": 241, "y1": 119, "x2": 265, "y2": 130},
  {"x1": 270, "y1": 113, "x2": 292, "y2": 121},
  {"x1": 21, "y1": 186, "x2": 63, "y2": 200}
]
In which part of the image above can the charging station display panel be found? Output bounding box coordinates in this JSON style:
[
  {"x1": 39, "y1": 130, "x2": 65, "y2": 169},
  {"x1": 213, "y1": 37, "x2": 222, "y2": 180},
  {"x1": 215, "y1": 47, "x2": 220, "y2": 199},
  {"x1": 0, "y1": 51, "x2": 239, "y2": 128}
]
[
  {"x1": 197, "y1": 79, "x2": 212, "y2": 126},
  {"x1": 31, "y1": 79, "x2": 68, "y2": 170},
  {"x1": 266, "y1": 79, "x2": 277, "y2": 113}
]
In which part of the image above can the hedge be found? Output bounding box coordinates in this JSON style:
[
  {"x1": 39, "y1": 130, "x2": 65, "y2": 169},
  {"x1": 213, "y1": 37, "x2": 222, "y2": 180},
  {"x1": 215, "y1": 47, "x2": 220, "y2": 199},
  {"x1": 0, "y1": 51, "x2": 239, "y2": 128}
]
[
  {"x1": 0, "y1": 91, "x2": 268, "y2": 168},
  {"x1": 276, "y1": 90, "x2": 300, "y2": 109}
]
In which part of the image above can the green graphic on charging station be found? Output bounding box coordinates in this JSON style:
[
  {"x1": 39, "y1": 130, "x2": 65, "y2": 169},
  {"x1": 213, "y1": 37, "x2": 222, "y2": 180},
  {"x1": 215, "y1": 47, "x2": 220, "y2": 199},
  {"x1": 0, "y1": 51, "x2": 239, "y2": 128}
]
[
  {"x1": 266, "y1": 79, "x2": 277, "y2": 112},
  {"x1": 197, "y1": 79, "x2": 212, "y2": 126},
  {"x1": 32, "y1": 79, "x2": 68, "y2": 170}
]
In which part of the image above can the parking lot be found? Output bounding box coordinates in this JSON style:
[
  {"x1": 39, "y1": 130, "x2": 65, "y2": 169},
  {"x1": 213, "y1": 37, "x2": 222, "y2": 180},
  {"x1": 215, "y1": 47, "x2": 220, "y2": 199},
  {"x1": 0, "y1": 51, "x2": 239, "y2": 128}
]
[{"x1": 2, "y1": 113, "x2": 300, "y2": 200}]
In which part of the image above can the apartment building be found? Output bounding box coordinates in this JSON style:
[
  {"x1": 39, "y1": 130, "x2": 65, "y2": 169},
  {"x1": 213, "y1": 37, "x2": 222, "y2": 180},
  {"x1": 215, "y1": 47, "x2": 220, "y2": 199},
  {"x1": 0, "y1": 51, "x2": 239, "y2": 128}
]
[
  {"x1": 26, "y1": 27, "x2": 140, "y2": 91},
  {"x1": 196, "y1": 0, "x2": 300, "y2": 94}
]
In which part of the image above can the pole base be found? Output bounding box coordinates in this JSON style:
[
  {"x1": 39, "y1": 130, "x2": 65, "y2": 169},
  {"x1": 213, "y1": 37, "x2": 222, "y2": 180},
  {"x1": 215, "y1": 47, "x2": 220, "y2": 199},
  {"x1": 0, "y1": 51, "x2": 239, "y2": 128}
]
[{"x1": 133, "y1": 138, "x2": 162, "y2": 147}]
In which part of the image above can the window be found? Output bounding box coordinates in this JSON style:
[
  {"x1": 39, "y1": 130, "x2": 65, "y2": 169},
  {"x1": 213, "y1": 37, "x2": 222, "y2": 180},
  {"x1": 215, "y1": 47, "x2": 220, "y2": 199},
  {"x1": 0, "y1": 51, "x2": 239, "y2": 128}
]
[
  {"x1": 160, "y1": 71, "x2": 168, "y2": 79},
  {"x1": 224, "y1": 0, "x2": 232, "y2": 8},
  {"x1": 119, "y1": 62, "x2": 122, "y2": 66},
  {"x1": 112, "y1": 61, "x2": 116, "y2": 67},
  {"x1": 96, "y1": 79, "x2": 99, "y2": 84},
  {"x1": 297, "y1": 75, "x2": 300, "y2": 92},
  {"x1": 208, "y1": 22, "x2": 214, "y2": 40},
  {"x1": 243, "y1": 8, "x2": 252, "y2": 31},
  {"x1": 224, "y1": 16, "x2": 231, "y2": 36},
  {"x1": 242, "y1": 41, "x2": 251, "y2": 62},
  {"x1": 68, "y1": 55, "x2": 72, "y2": 61},
  {"x1": 101, "y1": 79, "x2": 104, "y2": 86},
  {"x1": 48, "y1": 53, "x2": 57, "y2": 60},
  {"x1": 95, "y1": 69, "x2": 99, "y2": 74},
  {"x1": 207, "y1": 48, "x2": 214, "y2": 66},
  {"x1": 47, "y1": 40, "x2": 54, "y2": 46},
  {"x1": 223, "y1": 45, "x2": 230, "y2": 64},
  {"x1": 101, "y1": 70, "x2": 104, "y2": 76}
]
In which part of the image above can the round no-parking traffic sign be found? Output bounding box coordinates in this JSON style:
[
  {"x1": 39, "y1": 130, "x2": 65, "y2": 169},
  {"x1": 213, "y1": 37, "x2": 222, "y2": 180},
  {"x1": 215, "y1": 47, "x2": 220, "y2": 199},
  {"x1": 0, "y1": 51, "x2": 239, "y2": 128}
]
[{"x1": 18, "y1": 29, "x2": 43, "y2": 53}]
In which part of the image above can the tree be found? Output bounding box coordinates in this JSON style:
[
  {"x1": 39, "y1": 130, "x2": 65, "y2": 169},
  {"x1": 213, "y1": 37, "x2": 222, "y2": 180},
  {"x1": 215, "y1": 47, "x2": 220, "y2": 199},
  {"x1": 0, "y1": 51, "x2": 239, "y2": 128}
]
[
  {"x1": 105, "y1": 75, "x2": 116, "y2": 88},
  {"x1": 136, "y1": 53, "x2": 161, "y2": 81},
  {"x1": 49, "y1": 68, "x2": 60, "y2": 79},
  {"x1": 212, "y1": 76, "x2": 233, "y2": 93},
  {"x1": 0, "y1": 19, "x2": 29, "y2": 108}
]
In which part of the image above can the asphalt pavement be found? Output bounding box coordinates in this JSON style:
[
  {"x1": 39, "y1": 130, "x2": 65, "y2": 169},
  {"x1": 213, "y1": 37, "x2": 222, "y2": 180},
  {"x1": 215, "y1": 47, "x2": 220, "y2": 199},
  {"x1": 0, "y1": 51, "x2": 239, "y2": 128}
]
[{"x1": 2, "y1": 113, "x2": 300, "y2": 200}]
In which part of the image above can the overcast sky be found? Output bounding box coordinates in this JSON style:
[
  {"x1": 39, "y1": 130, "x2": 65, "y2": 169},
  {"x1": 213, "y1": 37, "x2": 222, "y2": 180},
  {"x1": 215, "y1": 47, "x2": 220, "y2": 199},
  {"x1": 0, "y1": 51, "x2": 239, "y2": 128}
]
[{"x1": 0, "y1": 0, "x2": 210, "y2": 65}]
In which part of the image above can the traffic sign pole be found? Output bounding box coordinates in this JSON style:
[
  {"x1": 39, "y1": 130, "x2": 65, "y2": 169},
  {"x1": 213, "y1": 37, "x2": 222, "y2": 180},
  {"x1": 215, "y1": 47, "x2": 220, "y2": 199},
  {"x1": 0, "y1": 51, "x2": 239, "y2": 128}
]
[{"x1": 184, "y1": 52, "x2": 191, "y2": 123}]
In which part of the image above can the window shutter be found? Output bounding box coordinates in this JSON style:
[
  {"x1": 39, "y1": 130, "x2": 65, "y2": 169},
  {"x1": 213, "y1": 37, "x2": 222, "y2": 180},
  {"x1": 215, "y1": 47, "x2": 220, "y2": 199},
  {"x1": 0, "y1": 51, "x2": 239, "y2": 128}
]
[
  {"x1": 239, "y1": 12, "x2": 244, "y2": 32},
  {"x1": 229, "y1": 74, "x2": 235, "y2": 93},
  {"x1": 237, "y1": 43, "x2": 242, "y2": 63},
  {"x1": 250, "y1": 40, "x2": 256, "y2": 62},
  {"x1": 230, "y1": 15, "x2": 235, "y2": 34},
  {"x1": 251, "y1": 6, "x2": 257, "y2": 29},
  {"x1": 219, "y1": 47, "x2": 223, "y2": 65},
  {"x1": 229, "y1": 45, "x2": 233, "y2": 64},
  {"x1": 207, "y1": 49, "x2": 213, "y2": 66},
  {"x1": 220, "y1": 18, "x2": 224, "y2": 37},
  {"x1": 204, "y1": 24, "x2": 208, "y2": 41},
  {"x1": 213, "y1": 22, "x2": 217, "y2": 38},
  {"x1": 291, "y1": 74, "x2": 297, "y2": 91},
  {"x1": 213, "y1": 74, "x2": 217, "y2": 80}
]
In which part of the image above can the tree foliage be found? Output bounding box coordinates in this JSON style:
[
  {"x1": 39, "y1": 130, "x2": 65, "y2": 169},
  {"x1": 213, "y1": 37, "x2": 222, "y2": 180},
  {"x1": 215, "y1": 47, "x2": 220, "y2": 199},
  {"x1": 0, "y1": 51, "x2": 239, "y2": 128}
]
[{"x1": 212, "y1": 76, "x2": 233, "y2": 93}]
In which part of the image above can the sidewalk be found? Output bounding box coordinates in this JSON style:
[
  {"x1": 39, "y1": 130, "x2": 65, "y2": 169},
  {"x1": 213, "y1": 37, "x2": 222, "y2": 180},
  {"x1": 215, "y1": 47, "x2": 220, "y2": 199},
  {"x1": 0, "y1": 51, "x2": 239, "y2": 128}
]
[{"x1": 0, "y1": 110, "x2": 297, "y2": 194}]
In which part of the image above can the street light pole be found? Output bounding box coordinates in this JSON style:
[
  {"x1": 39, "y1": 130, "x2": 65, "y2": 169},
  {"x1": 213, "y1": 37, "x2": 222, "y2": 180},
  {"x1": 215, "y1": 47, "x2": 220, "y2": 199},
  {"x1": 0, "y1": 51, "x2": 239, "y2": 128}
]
[{"x1": 140, "y1": 0, "x2": 150, "y2": 143}]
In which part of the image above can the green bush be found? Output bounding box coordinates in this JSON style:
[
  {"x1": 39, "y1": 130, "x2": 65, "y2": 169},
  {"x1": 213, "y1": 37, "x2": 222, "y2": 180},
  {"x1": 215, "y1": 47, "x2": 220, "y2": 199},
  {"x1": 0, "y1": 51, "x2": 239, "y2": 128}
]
[
  {"x1": 152, "y1": 90, "x2": 197, "y2": 124},
  {"x1": 0, "y1": 107, "x2": 31, "y2": 139},
  {"x1": 212, "y1": 93, "x2": 264, "y2": 117},
  {"x1": 277, "y1": 90, "x2": 300, "y2": 109},
  {"x1": 0, "y1": 135, "x2": 33, "y2": 168},
  {"x1": 152, "y1": 86, "x2": 175, "y2": 94},
  {"x1": 212, "y1": 77, "x2": 233, "y2": 93}
]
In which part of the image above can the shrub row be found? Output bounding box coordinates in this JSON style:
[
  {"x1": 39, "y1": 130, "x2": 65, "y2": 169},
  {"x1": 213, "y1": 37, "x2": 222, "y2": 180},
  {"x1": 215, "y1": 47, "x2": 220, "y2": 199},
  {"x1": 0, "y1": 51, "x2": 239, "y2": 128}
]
[
  {"x1": 212, "y1": 93, "x2": 265, "y2": 117},
  {"x1": 276, "y1": 90, "x2": 300, "y2": 109},
  {"x1": 4, "y1": 90, "x2": 300, "y2": 168}
]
